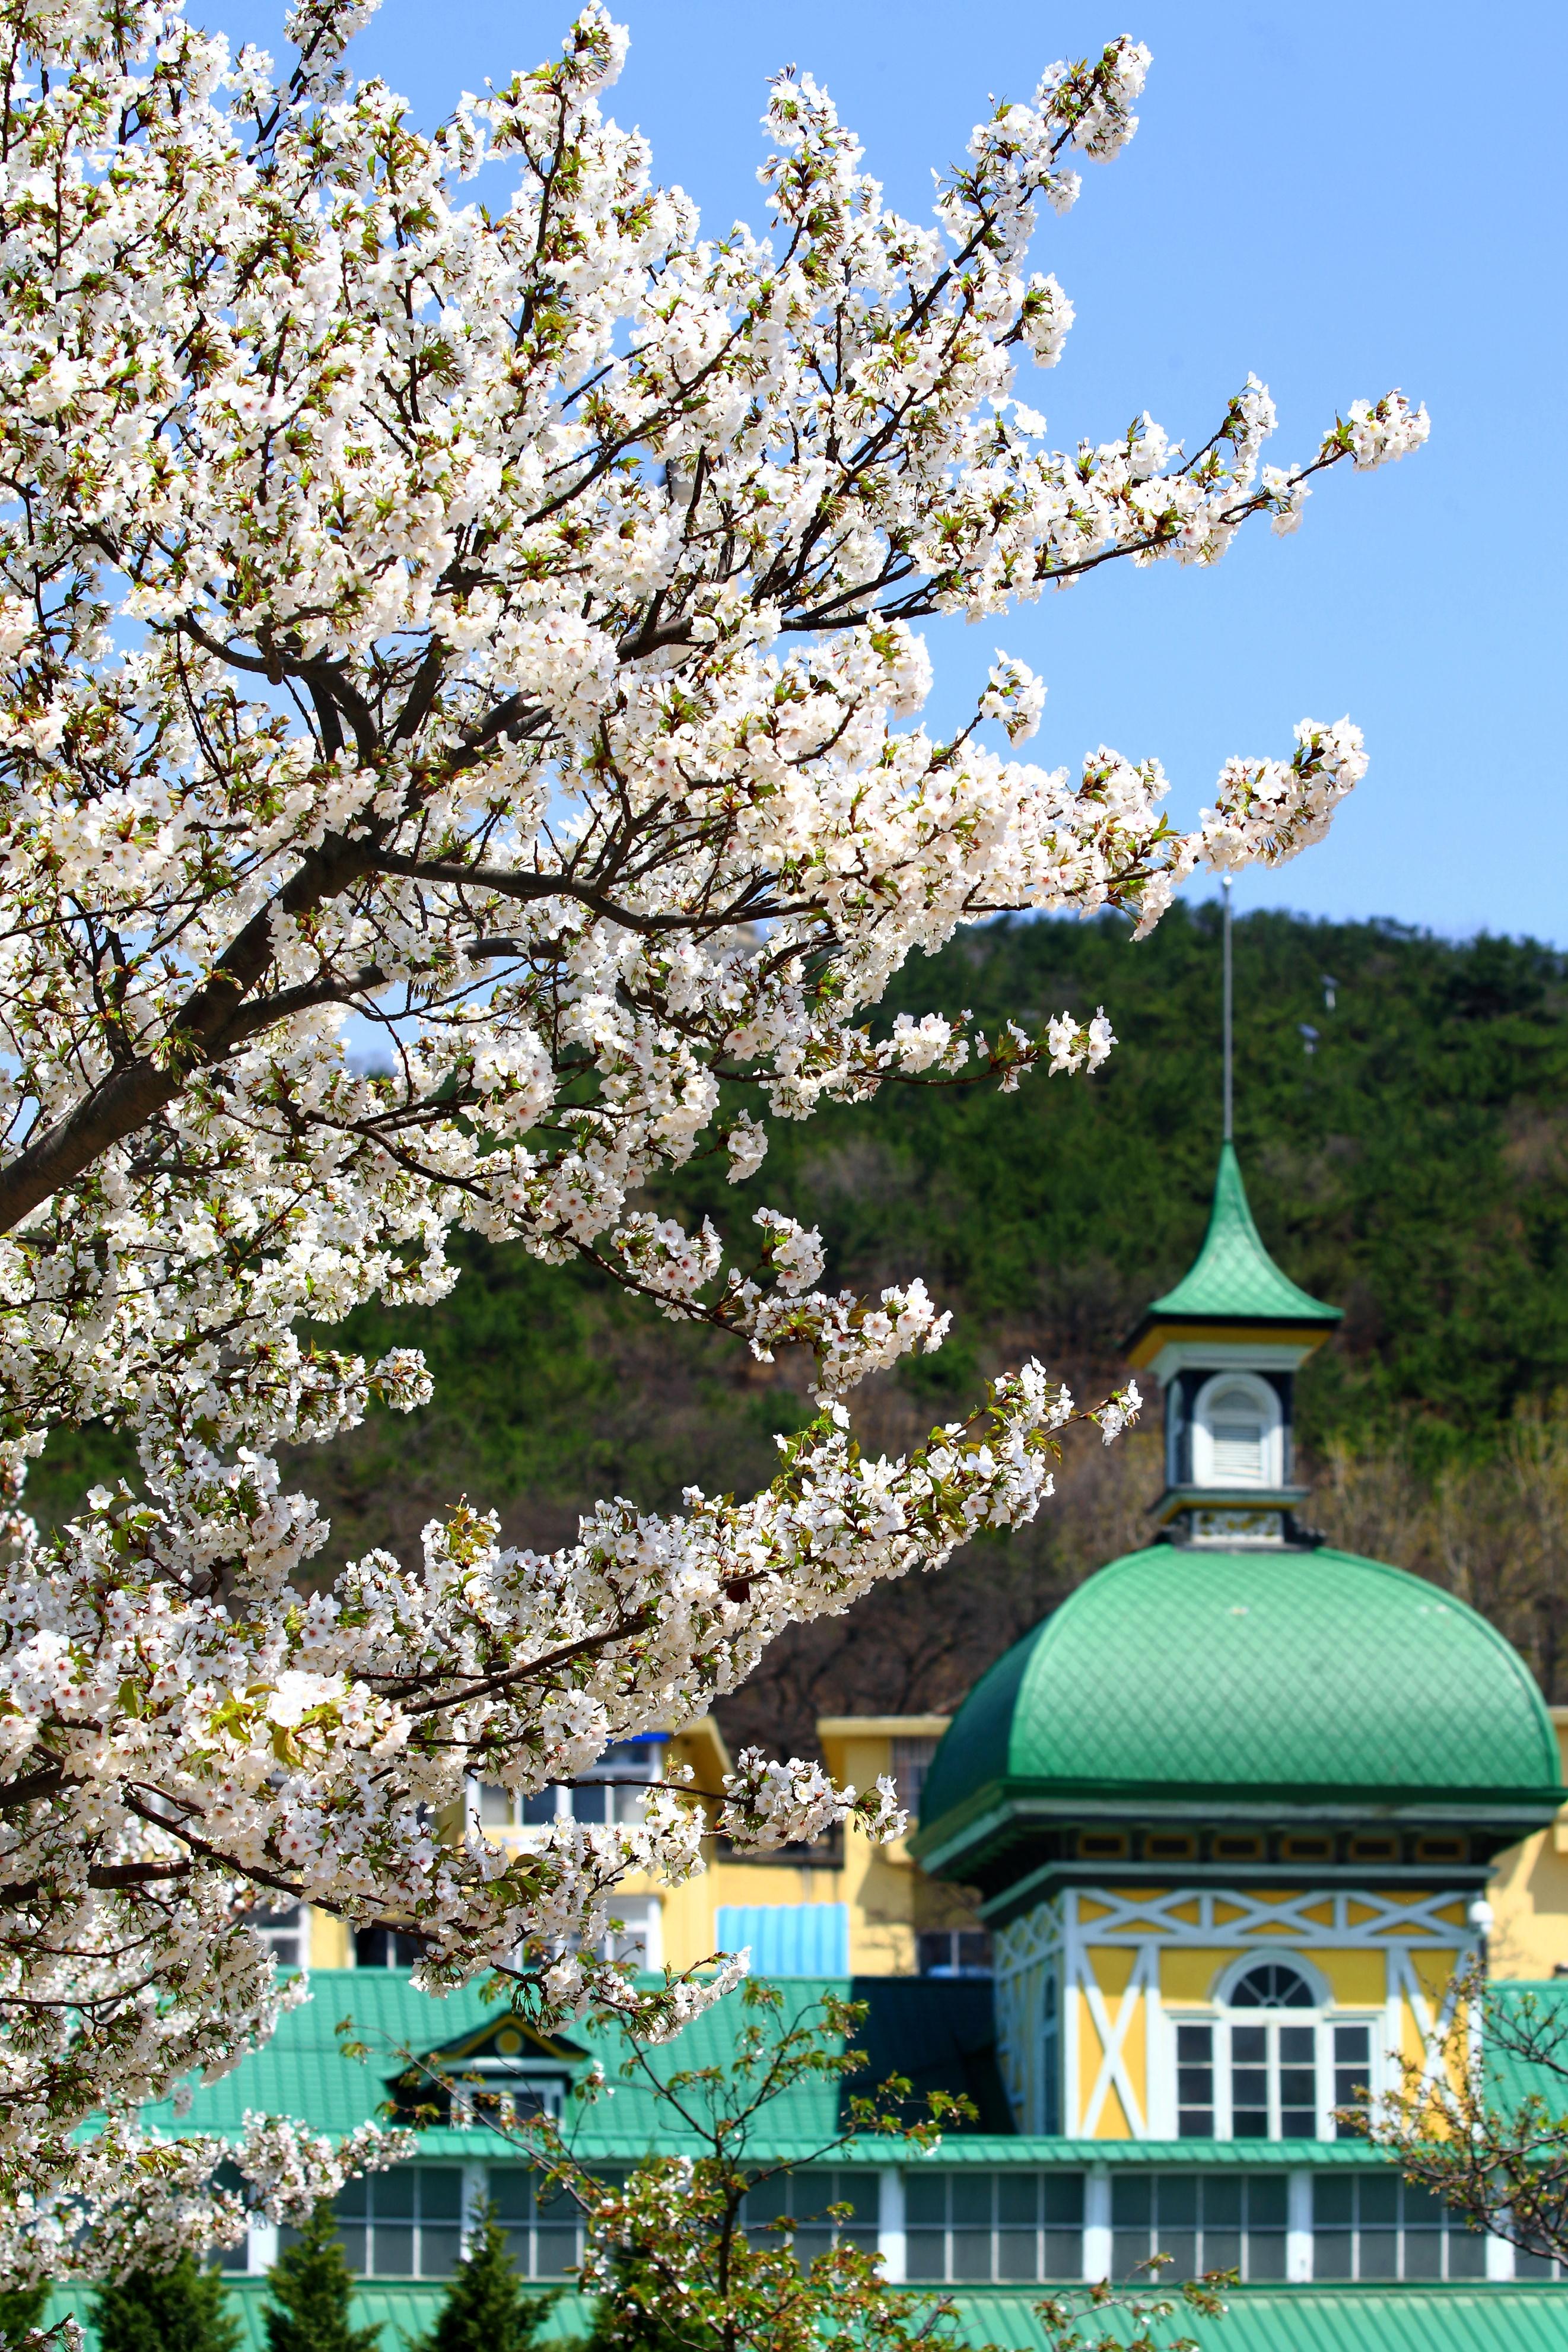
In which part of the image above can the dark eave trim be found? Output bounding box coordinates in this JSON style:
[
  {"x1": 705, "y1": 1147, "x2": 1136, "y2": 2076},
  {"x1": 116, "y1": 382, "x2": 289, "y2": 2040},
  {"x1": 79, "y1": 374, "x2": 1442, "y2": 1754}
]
[
  {"x1": 914, "y1": 1777, "x2": 1566, "y2": 1879},
  {"x1": 1124, "y1": 1307, "x2": 1343, "y2": 1354},
  {"x1": 980, "y1": 1856, "x2": 1499, "y2": 1928}
]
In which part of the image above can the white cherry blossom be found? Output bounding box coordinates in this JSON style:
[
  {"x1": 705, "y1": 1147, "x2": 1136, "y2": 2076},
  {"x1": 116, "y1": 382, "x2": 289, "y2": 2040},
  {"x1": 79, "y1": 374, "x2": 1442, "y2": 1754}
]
[{"x1": 0, "y1": 0, "x2": 1423, "y2": 2272}]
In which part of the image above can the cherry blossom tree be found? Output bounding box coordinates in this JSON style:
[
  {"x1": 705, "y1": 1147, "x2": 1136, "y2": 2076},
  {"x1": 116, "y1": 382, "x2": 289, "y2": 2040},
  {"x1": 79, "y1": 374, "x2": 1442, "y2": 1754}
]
[{"x1": 0, "y1": 0, "x2": 1424, "y2": 2280}]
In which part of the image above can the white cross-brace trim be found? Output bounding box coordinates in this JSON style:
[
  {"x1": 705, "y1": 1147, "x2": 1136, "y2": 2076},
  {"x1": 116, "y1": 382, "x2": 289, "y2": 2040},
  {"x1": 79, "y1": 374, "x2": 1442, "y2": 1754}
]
[
  {"x1": 1078, "y1": 1939, "x2": 1157, "y2": 2137},
  {"x1": 1387, "y1": 1942, "x2": 1472, "y2": 2093},
  {"x1": 1051, "y1": 1882, "x2": 1471, "y2": 1948},
  {"x1": 995, "y1": 1899, "x2": 1065, "y2": 1982}
]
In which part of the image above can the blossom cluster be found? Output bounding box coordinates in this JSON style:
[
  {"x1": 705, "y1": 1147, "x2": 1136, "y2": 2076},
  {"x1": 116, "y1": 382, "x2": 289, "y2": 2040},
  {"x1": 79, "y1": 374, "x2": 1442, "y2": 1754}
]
[
  {"x1": 0, "y1": 0, "x2": 1421, "y2": 2274},
  {"x1": 0, "y1": 2110, "x2": 411, "y2": 2289},
  {"x1": 717, "y1": 1749, "x2": 908, "y2": 1852}
]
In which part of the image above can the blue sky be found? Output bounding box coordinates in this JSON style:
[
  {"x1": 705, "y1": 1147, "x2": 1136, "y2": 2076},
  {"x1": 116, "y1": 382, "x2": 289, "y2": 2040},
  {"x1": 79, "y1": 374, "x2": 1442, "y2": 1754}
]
[{"x1": 223, "y1": 0, "x2": 1564, "y2": 944}]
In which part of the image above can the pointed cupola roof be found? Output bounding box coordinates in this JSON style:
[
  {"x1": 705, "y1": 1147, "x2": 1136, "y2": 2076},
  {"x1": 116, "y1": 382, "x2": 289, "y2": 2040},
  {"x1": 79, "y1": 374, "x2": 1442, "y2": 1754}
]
[{"x1": 1125, "y1": 1142, "x2": 1340, "y2": 1365}]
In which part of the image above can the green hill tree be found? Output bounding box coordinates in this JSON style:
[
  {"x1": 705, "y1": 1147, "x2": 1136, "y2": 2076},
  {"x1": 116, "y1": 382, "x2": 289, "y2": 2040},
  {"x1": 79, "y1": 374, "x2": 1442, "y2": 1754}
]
[
  {"x1": 263, "y1": 2205, "x2": 380, "y2": 2352},
  {"x1": 411, "y1": 2207, "x2": 549, "y2": 2352},
  {"x1": 91, "y1": 2255, "x2": 243, "y2": 2352}
]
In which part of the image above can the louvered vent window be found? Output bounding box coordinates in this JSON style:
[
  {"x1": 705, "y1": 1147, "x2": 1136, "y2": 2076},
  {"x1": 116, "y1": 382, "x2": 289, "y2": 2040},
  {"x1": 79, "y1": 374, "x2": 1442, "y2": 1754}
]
[{"x1": 1208, "y1": 1389, "x2": 1265, "y2": 1483}]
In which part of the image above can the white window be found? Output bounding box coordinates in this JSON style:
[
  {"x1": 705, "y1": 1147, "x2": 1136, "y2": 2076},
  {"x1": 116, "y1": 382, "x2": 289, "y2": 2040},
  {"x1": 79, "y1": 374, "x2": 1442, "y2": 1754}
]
[
  {"x1": 446, "y1": 2069, "x2": 570, "y2": 2127},
  {"x1": 893, "y1": 1736, "x2": 938, "y2": 1814},
  {"x1": 476, "y1": 1739, "x2": 665, "y2": 1830},
  {"x1": 490, "y1": 2166, "x2": 628, "y2": 2280},
  {"x1": 1164, "y1": 1381, "x2": 1187, "y2": 1489},
  {"x1": 249, "y1": 1902, "x2": 306, "y2": 1969},
  {"x1": 917, "y1": 1928, "x2": 992, "y2": 1978},
  {"x1": 353, "y1": 1925, "x2": 423, "y2": 1966},
  {"x1": 589, "y1": 1892, "x2": 661, "y2": 1968},
  {"x1": 333, "y1": 2166, "x2": 465, "y2": 2277},
  {"x1": 1167, "y1": 1959, "x2": 1379, "y2": 2141},
  {"x1": 743, "y1": 2170, "x2": 880, "y2": 2267},
  {"x1": 324, "y1": 2166, "x2": 629, "y2": 2282},
  {"x1": 1112, "y1": 2173, "x2": 1287, "y2": 2283},
  {"x1": 904, "y1": 2172, "x2": 1083, "y2": 2283},
  {"x1": 505, "y1": 1892, "x2": 661, "y2": 1976},
  {"x1": 1312, "y1": 2173, "x2": 1489, "y2": 2280},
  {"x1": 1191, "y1": 1372, "x2": 1281, "y2": 1490}
]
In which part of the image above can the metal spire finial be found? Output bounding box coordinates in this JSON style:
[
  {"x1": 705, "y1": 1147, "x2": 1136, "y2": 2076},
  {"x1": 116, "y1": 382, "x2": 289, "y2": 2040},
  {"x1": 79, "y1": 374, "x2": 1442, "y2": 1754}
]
[{"x1": 1222, "y1": 876, "x2": 1234, "y2": 1144}]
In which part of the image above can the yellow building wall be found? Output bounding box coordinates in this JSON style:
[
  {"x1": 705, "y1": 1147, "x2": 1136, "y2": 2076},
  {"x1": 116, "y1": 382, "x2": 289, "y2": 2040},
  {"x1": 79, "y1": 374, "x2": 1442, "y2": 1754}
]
[
  {"x1": 1025, "y1": 1881, "x2": 1476, "y2": 2145},
  {"x1": 817, "y1": 1717, "x2": 979, "y2": 1974},
  {"x1": 659, "y1": 1715, "x2": 979, "y2": 1973},
  {"x1": 317, "y1": 1712, "x2": 972, "y2": 1976},
  {"x1": 309, "y1": 1910, "x2": 351, "y2": 1968},
  {"x1": 1159, "y1": 1941, "x2": 1394, "y2": 2011},
  {"x1": 1487, "y1": 1706, "x2": 1568, "y2": 1978}
]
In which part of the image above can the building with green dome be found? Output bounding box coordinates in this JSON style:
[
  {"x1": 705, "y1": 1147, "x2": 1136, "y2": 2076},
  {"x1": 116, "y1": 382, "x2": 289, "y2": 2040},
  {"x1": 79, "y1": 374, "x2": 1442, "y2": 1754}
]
[
  {"x1": 908, "y1": 1137, "x2": 1567, "y2": 2315},
  {"x1": 55, "y1": 1142, "x2": 1568, "y2": 2351}
]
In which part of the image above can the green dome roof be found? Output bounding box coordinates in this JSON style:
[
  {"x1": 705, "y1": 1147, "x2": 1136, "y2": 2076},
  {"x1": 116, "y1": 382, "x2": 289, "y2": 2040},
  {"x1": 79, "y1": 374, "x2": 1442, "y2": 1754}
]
[{"x1": 917, "y1": 1545, "x2": 1561, "y2": 1851}]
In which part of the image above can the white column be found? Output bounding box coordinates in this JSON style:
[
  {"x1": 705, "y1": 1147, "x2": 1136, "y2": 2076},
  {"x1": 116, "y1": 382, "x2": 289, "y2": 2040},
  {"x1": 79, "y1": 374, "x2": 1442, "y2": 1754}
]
[
  {"x1": 462, "y1": 2159, "x2": 489, "y2": 2250},
  {"x1": 1082, "y1": 2167, "x2": 1112, "y2": 2283},
  {"x1": 877, "y1": 2168, "x2": 905, "y2": 2283},
  {"x1": 641, "y1": 1894, "x2": 664, "y2": 1970},
  {"x1": 1286, "y1": 2169, "x2": 1313, "y2": 2283},
  {"x1": 247, "y1": 2216, "x2": 279, "y2": 2274},
  {"x1": 1487, "y1": 2222, "x2": 1517, "y2": 2280},
  {"x1": 1062, "y1": 1893, "x2": 1082, "y2": 2136},
  {"x1": 1144, "y1": 1994, "x2": 1171, "y2": 2139},
  {"x1": 1382, "y1": 1945, "x2": 1403, "y2": 2102}
]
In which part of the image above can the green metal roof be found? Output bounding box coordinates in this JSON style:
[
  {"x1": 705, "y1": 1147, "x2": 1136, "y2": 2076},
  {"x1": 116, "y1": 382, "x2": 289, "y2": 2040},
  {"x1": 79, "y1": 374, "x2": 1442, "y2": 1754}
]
[
  {"x1": 136, "y1": 1965, "x2": 1568, "y2": 2170},
  {"x1": 915, "y1": 1544, "x2": 1563, "y2": 1856},
  {"x1": 897, "y1": 2137, "x2": 1404, "y2": 2167},
  {"x1": 1133, "y1": 1142, "x2": 1341, "y2": 1334},
  {"x1": 136, "y1": 1966, "x2": 1452, "y2": 2172},
  {"x1": 47, "y1": 2277, "x2": 1568, "y2": 2351},
  {"x1": 1478, "y1": 1981, "x2": 1568, "y2": 2119},
  {"x1": 946, "y1": 2283, "x2": 1568, "y2": 2350},
  {"x1": 139, "y1": 1972, "x2": 1010, "y2": 2157}
]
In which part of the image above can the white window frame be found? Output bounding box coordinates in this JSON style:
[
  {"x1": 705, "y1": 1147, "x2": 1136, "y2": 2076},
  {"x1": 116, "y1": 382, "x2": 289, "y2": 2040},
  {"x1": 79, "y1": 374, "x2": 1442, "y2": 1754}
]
[
  {"x1": 334, "y1": 2163, "x2": 466, "y2": 2278},
  {"x1": 472, "y1": 1740, "x2": 666, "y2": 1834},
  {"x1": 1158, "y1": 1955, "x2": 1383, "y2": 2141},
  {"x1": 1190, "y1": 1371, "x2": 1283, "y2": 1490},
  {"x1": 447, "y1": 2065, "x2": 570, "y2": 2127},
  {"x1": 249, "y1": 1900, "x2": 307, "y2": 1970},
  {"x1": 892, "y1": 1736, "x2": 938, "y2": 1814},
  {"x1": 594, "y1": 1890, "x2": 662, "y2": 1968},
  {"x1": 1309, "y1": 2169, "x2": 1497, "y2": 2281}
]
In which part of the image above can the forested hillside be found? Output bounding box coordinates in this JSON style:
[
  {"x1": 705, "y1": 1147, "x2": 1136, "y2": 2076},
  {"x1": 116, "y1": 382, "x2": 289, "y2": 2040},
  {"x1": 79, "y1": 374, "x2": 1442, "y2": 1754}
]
[{"x1": 34, "y1": 907, "x2": 1568, "y2": 1741}]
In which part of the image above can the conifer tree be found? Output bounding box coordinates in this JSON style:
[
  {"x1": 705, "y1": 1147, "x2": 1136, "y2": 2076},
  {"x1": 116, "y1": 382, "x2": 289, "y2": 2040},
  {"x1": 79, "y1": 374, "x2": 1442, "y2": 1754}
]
[
  {"x1": 413, "y1": 2208, "x2": 549, "y2": 2352},
  {"x1": 91, "y1": 2255, "x2": 243, "y2": 2352},
  {"x1": 263, "y1": 2204, "x2": 380, "y2": 2352},
  {"x1": 0, "y1": 2284, "x2": 49, "y2": 2350}
]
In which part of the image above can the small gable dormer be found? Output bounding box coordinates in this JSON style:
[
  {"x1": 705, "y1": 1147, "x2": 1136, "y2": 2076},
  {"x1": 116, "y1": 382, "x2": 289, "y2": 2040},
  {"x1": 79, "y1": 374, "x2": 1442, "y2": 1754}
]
[
  {"x1": 389, "y1": 2013, "x2": 586, "y2": 2128},
  {"x1": 1125, "y1": 1144, "x2": 1340, "y2": 1549}
]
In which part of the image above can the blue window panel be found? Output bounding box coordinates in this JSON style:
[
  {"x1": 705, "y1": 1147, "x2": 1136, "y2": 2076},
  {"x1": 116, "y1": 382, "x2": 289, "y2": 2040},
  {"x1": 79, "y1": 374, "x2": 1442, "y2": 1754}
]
[{"x1": 714, "y1": 1902, "x2": 848, "y2": 1975}]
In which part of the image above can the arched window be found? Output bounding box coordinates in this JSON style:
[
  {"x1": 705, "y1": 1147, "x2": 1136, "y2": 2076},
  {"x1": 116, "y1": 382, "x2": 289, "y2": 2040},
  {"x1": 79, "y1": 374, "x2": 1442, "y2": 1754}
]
[
  {"x1": 1170, "y1": 1956, "x2": 1376, "y2": 2141},
  {"x1": 1224, "y1": 1962, "x2": 1318, "y2": 2136},
  {"x1": 1191, "y1": 1371, "x2": 1281, "y2": 1489},
  {"x1": 1229, "y1": 1962, "x2": 1315, "y2": 2009},
  {"x1": 1209, "y1": 1386, "x2": 1266, "y2": 1481}
]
